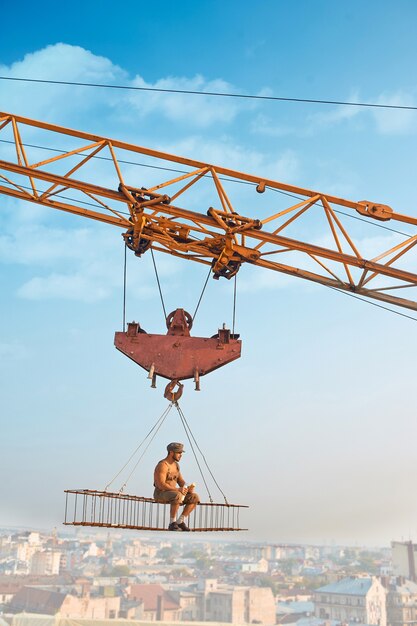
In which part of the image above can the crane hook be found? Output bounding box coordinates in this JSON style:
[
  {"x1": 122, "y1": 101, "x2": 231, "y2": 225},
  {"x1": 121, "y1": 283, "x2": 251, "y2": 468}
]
[{"x1": 164, "y1": 379, "x2": 184, "y2": 402}]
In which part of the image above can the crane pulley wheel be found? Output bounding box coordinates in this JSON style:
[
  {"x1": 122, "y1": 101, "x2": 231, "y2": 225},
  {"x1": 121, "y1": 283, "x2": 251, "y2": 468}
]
[
  {"x1": 166, "y1": 309, "x2": 193, "y2": 331},
  {"x1": 123, "y1": 227, "x2": 151, "y2": 257}
]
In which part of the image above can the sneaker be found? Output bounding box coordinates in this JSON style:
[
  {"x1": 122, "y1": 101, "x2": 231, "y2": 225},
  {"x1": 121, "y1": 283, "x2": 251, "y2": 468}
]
[
  {"x1": 168, "y1": 522, "x2": 181, "y2": 531},
  {"x1": 178, "y1": 521, "x2": 191, "y2": 531}
]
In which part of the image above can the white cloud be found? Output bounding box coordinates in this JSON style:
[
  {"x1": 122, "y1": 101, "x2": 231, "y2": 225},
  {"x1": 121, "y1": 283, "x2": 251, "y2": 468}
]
[
  {"x1": 250, "y1": 113, "x2": 298, "y2": 138},
  {"x1": 0, "y1": 44, "x2": 127, "y2": 124},
  {"x1": 0, "y1": 43, "x2": 263, "y2": 131},
  {"x1": 0, "y1": 224, "x2": 104, "y2": 266},
  {"x1": 237, "y1": 265, "x2": 298, "y2": 293},
  {"x1": 250, "y1": 91, "x2": 365, "y2": 138},
  {"x1": 305, "y1": 88, "x2": 417, "y2": 136},
  {"x1": 17, "y1": 271, "x2": 109, "y2": 302},
  {"x1": 372, "y1": 91, "x2": 416, "y2": 135},
  {"x1": 162, "y1": 135, "x2": 299, "y2": 181},
  {"x1": 3, "y1": 43, "x2": 123, "y2": 82},
  {"x1": 305, "y1": 90, "x2": 363, "y2": 131},
  {"x1": 0, "y1": 43, "x2": 303, "y2": 302},
  {"x1": 0, "y1": 216, "x2": 146, "y2": 301},
  {"x1": 127, "y1": 74, "x2": 243, "y2": 128}
]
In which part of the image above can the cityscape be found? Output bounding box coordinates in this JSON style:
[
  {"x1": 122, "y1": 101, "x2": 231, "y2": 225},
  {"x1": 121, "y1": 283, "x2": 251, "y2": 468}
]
[{"x1": 1, "y1": 527, "x2": 416, "y2": 626}]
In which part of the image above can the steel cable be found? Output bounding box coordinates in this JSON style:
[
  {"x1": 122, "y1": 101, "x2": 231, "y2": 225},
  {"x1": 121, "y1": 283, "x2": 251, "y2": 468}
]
[
  {"x1": 150, "y1": 247, "x2": 167, "y2": 320},
  {"x1": 192, "y1": 266, "x2": 212, "y2": 322},
  {"x1": 2, "y1": 76, "x2": 417, "y2": 111},
  {"x1": 175, "y1": 402, "x2": 229, "y2": 504},
  {"x1": 103, "y1": 402, "x2": 173, "y2": 493}
]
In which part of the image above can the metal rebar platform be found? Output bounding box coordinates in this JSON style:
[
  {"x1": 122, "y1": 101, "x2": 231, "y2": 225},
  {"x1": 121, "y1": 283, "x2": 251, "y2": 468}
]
[{"x1": 64, "y1": 489, "x2": 248, "y2": 532}]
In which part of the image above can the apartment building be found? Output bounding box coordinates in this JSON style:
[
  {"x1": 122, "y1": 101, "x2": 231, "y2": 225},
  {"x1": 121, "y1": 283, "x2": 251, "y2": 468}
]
[
  {"x1": 30, "y1": 550, "x2": 61, "y2": 575},
  {"x1": 392, "y1": 542, "x2": 417, "y2": 582},
  {"x1": 9, "y1": 586, "x2": 120, "y2": 619},
  {"x1": 128, "y1": 583, "x2": 181, "y2": 621},
  {"x1": 386, "y1": 577, "x2": 417, "y2": 626},
  {"x1": 314, "y1": 576, "x2": 386, "y2": 626},
  {"x1": 202, "y1": 579, "x2": 275, "y2": 625}
]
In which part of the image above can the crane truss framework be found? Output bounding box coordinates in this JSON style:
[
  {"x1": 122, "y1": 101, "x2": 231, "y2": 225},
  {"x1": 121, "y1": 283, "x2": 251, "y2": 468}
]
[
  {"x1": 1, "y1": 112, "x2": 417, "y2": 310},
  {"x1": 64, "y1": 489, "x2": 248, "y2": 532}
]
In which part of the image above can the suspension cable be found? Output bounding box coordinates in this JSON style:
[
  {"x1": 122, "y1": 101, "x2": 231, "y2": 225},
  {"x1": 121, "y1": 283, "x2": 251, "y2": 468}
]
[
  {"x1": 174, "y1": 402, "x2": 229, "y2": 505},
  {"x1": 232, "y1": 274, "x2": 237, "y2": 336},
  {"x1": 150, "y1": 248, "x2": 167, "y2": 320},
  {"x1": 192, "y1": 266, "x2": 212, "y2": 322},
  {"x1": 104, "y1": 402, "x2": 174, "y2": 493},
  {"x1": 123, "y1": 243, "x2": 127, "y2": 332},
  {"x1": 175, "y1": 403, "x2": 213, "y2": 503}
]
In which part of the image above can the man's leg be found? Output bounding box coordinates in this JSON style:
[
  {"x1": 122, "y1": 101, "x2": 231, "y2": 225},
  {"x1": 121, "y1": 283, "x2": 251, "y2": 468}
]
[
  {"x1": 177, "y1": 493, "x2": 199, "y2": 530},
  {"x1": 182, "y1": 502, "x2": 197, "y2": 518},
  {"x1": 154, "y1": 489, "x2": 182, "y2": 530},
  {"x1": 170, "y1": 502, "x2": 180, "y2": 523},
  {"x1": 168, "y1": 495, "x2": 184, "y2": 530}
]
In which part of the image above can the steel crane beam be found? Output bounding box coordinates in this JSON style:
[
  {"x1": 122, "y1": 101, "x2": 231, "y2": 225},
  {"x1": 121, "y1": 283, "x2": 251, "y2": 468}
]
[{"x1": 1, "y1": 111, "x2": 417, "y2": 310}]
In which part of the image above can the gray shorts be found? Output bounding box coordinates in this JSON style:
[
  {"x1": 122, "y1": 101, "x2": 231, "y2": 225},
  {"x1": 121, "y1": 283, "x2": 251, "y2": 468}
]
[{"x1": 153, "y1": 488, "x2": 199, "y2": 505}]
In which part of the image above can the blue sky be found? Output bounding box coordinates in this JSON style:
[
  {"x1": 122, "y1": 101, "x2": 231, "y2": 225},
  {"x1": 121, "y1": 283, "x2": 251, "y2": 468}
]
[{"x1": 1, "y1": 0, "x2": 417, "y2": 545}]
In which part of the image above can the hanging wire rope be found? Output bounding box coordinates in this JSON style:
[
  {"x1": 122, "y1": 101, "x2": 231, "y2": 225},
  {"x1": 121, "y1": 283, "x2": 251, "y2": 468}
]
[
  {"x1": 104, "y1": 402, "x2": 174, "y2": 493},
  {"x1": 174, "y1": 404, "x2": 213, "y2": 503},
  {"x1": 150, "y1": 248, "x2": 212, "y2": 324},
  {"x1": 174, "y1": 402, "x2": 229, "y2": 505},
  {"x1": 150, "y1": 247, "x2": 167, "y2": 320},
  {"x1": 192, "y1": 266, "x2": 212, "y2": 322},
  {"x1": 123, "y1": 243, "x2": 127, "y2": 332},
  {"x1": 1, "y1": 76, "x2": 416, "y2": 111},
  {"x1": 232, "y1": 274, "x2": 237, "y2": 336}
]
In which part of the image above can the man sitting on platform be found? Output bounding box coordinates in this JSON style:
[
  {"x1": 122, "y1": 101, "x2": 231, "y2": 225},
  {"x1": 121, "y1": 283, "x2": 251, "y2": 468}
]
[{"x1": 153, "y1": 442, "x2": 199, "y2": 531}]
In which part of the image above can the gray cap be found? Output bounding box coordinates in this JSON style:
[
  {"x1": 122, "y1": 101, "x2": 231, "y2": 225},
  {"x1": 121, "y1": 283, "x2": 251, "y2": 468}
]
[{"x1": 167, "y1": 442, "x2": 185, "y2": 453}]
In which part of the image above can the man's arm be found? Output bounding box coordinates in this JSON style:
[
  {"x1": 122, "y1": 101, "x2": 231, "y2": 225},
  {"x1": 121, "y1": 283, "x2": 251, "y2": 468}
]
[{"x1": 177, "y1": 470, "x2": 186, "y2": 489}]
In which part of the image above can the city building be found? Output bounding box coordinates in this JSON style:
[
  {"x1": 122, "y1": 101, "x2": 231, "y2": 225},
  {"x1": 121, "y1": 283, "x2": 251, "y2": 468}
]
[
  {"x1": 30, "y1": 550, "x2": 61, "y2": 575},
  {"x1": 392, "y1": 542, "x2": 417, "y2": 582},
  {"x1": 314, "y1": 576, "x2": 387, "y2": 626},
  {"x1": 9, "y1": 586, "x2": 120, "y2": 618},
  {"x1": 386, "y1": 577, "x2": 417, "y2": 626},
  {"x1": 202, "y1": 578, "x2": 276, "y2": 625},
  {"x1": 0, "y1": 582, "x2": 21, "y2": 607},
  {"x1": 128, "y1": 583, "x2": 181, "y2": 621}
]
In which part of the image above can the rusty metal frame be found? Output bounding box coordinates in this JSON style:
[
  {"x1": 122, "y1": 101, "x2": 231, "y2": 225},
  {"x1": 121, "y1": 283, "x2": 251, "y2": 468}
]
[
  {"x1": 1, "y1": 111, "x2": 417, "y2": 309},
  {"x1": 64, "y1": 489, "x2": 248, "y2": 532}
]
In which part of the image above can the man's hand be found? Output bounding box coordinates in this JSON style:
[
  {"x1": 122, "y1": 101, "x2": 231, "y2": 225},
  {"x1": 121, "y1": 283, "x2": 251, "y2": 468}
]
[{"x1": 179, "y1": 486, "x2": 188, "y2": 495}]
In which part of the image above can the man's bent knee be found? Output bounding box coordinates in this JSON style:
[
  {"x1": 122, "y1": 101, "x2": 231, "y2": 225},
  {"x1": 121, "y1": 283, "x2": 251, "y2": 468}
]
[{"x1": 184, "y1": 492, "x2": 199, "y2": 505}]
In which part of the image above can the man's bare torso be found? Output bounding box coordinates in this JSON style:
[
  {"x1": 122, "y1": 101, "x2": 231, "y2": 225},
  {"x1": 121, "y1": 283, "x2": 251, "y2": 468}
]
[{"x1": 154, "y1": 459, "x2": 180, "y2": 490}]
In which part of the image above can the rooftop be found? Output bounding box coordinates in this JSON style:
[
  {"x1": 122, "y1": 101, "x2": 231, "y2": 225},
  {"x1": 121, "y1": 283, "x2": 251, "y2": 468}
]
[{"x1": 316, "y1": 577, "x2": 373, "y2": 596}]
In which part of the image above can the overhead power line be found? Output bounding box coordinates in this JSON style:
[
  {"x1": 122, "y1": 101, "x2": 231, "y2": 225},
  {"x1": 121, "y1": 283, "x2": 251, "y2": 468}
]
[{"x1": 0, "y1": 75, "x2": 416, "y2": 111}]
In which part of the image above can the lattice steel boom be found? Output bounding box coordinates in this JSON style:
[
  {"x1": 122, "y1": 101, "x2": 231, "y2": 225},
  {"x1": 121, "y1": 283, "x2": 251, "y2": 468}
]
[{"x1": 1, "y1": 111, "x2": 417, "y2": 310}]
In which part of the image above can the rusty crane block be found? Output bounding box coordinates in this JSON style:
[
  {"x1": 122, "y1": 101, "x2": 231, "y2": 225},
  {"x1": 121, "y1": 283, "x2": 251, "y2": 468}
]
[{"x1": 114, "y1": 308, "x2": 241, "y2": 398}]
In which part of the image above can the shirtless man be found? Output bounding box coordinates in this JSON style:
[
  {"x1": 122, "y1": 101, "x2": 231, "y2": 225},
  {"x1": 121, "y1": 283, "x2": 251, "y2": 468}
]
[{"x1": 153, "y1": 442, "x2": 199, "y2": 531}]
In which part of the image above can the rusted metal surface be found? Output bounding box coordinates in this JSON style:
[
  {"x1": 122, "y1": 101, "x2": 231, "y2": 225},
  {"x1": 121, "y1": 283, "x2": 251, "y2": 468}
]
[
  {"x1": 64, "y1": 489, "x2": 248, "y2": 532},
  {"x1": 163, "y1": 379, "x2": 184, "y2": 402},
  {"x1": 114, "y1": 309, "x2": 242, "y2": 389},
  {"x1": 2, "y1": 111, "x2": 417, "y2": 310}
]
